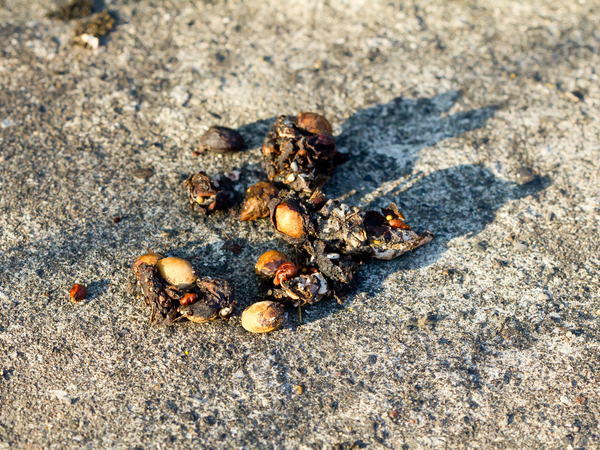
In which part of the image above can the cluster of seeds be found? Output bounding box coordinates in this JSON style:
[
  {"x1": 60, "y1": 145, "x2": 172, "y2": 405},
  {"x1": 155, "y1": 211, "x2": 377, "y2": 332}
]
[{"x1": 119, "y1": 112, "x2": 432, "y2": 333}]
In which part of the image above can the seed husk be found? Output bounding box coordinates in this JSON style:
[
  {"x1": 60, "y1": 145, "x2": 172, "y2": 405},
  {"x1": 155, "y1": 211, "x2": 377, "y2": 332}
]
[
  {"x1": 198, "y1": 126, "x2": 245, "y2": 154},
  {"x1": 240, "y1": 181, "x2": 279, "y2": 221},
  {"x1": 156, "y1": 257, "x2": 197, "y2": 290},
  {"x1": 241, "y1": 301, "x2": 285, "y2": 333},
  {"x1": 133, "y1": 252, "x2": 164, "y2": 275},
  {"x1": 255, "y1": 250, "x2": 290, "y2": 279}
]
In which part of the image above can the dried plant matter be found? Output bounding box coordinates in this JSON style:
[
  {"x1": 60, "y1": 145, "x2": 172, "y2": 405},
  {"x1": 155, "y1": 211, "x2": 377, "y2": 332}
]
[
  {"x1": 240, "y1": 181, "x2": 279, "y2": 221},
  {"x1": 184, "y1": 172, "x2": 235, "y2": 215},
  {"x1": 263, "y1": 114, "x2": 343, "y2": 195},
  {"x1": 73, "y1": 10, "x2": 115, "y2": 48}
]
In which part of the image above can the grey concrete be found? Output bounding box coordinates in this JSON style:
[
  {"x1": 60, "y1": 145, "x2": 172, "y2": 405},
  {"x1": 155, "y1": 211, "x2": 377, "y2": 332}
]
[{"x1": 1, "y1": 0, "x2": 599, "y2": 448}]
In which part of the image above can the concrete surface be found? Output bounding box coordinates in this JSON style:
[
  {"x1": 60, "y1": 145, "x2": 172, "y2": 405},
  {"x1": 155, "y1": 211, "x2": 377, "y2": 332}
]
[{"x1": 1, "y1": 0, "x2": 599, "y2": 448}]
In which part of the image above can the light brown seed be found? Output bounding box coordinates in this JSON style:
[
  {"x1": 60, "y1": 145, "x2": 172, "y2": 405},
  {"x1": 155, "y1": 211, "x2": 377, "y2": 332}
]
[
  {"x1": 241, "y1": 301, "x2": 285, "y2": 334},
  {"x1": 297, "y1": 112, "x2": 333, "y2": 135},
  {"x1": 156, "y1": 257, "x2": 198, "y2": 289},
  {"x1": 275, "y1": 201, "x2": 305, "y2": 239},
  {"x1": 132, "y1": 252, "x2": 164, "y2": 274}
]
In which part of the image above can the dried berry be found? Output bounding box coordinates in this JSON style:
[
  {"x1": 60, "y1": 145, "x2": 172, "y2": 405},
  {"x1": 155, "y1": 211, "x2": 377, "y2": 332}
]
[
  {"x1": 241, "y1": 301, "x2": 285, "y2": 334},
  {"x1": 240, "y1": 182, "x2": 279, "y2": 222},
  {"x1": 273, "y1": 262, "x2": 299, "y2": 286},
  {"x1": 263, "y1": 114, "x2": 341, "y2": 194},
  {"x1": 297, "y1": 112, "x2": 333, "y2": 135},
  {"x1": 198, "y1": 126, "x2": 245, "y2": 154},
  {"x1": 156, "y1": 257, "x2": 198, "y2": 290},
  {"x1": 183, "y1": 172, "x2": 233, "y2": 215},
  {"x1": 70, "y1": 284, "x2": 87, "y2": 302},
  {"x1": 178, "y1": 277, "x2": 236, "y2": 323},
  {"x1": 180, "y1": 293, "x2": 199, "y2": 307},
  {"x1": 255, "y1": 250, "x2": 290, "y2": 280}
]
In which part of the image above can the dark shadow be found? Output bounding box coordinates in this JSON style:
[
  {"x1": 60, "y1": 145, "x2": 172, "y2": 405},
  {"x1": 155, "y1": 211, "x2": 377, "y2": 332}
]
[
  {"x1": 236, "y1": 116, "x2": 277, "y2": 150},
  {"x1": 86, "y1": 278, "x2": 110, "y2": 301},
  {"x1": 294, "y1": 164, "x2": 550, "y2": 326},
  {"x1": 326, "y1": 91, "x2": 498, "y2": 200}
]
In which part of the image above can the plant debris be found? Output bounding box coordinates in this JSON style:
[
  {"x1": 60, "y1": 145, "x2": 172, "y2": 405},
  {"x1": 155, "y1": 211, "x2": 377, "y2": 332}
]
[
  {"x1": 251, "y1": 192, "x2": 433, "y2": 306},
  {"x1": 73, "y1": 10, "x2": 115, "y2": 48},
  {"x1": 240, "y1": 181, "x2": 279, "y2": 221},
  {"x1": 183, "y1": 172, "x2": 236, "y2": 215},
  {"x1": 46, "y1": 0, "x2": 93, "y2": 21},
  {"x1": 262, "y1": 113, "x2": 345, "y2": 195}
]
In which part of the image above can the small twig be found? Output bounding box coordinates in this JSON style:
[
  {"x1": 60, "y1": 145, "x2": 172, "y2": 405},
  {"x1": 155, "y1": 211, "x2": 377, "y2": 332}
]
[{"x1": 298, "y1": 305, "x2": 302, "y2": 324}]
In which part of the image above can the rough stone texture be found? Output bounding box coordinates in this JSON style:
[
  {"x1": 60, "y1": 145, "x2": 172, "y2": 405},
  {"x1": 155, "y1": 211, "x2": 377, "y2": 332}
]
[{"x1": 1, "y1": 1, "x2": 599, "y2": 448}]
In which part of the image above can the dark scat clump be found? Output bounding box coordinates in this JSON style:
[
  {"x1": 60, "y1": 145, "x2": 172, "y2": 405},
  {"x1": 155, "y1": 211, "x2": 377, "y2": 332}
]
[
  {"x1": 262, "y1": 114, "x2": 344, "y2": 195},
  {"x1": 134, "y1": 263, "x2": 235, "y2": 326},
  {"x1": 183, "y1": 172, "x2": 236, "y2": 215}
]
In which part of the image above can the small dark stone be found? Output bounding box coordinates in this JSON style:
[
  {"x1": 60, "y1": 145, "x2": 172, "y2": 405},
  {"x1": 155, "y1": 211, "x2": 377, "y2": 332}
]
[
  {"x1": 198, "y1": 126, "x2": 245, "y2": 154},
  {"x1": 132, "y1": 168, "x2": 154, "y2": 179},
  {"x1": 180, "y1": 411, "x2": 196, "y2": 422},
  {"x1": 203, "y1": 416, "x2": 217, "y2": 426}
]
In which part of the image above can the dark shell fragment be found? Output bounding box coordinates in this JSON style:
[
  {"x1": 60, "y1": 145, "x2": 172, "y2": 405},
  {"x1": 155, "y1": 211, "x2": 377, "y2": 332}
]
[
  {"x1": 240, "y1": 181, "x2": 279, "y2": 221},
  {"x1": 198, "y1": 126, "x2": 245, "y2": 154}
]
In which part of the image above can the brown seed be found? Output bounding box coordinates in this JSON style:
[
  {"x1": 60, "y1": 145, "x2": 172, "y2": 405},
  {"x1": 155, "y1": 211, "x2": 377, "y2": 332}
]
[
  {"x1": 240, "y1": 182, "x2": 279, "y2": 222},
  {"x1": 255, "y1": 250, "x2": 290, "y2": 279},
  {"x1": 241, "y1": 301, "x2": 285, "y2": 333},
  {"x1": 156, "y1": 257, "x2": 198, "y2": 290},
  {"x1": 132, "y1": 252, "x2": 164, "y2": 275},
  {"x1": 275, "y1": 201, "x2": 305, "y2": 239},
  {"x1": 273, "y1": 262, "x2": 299, "y2": 286},
  {"x1": 198, "y1": 126, "x2": 245, "y2": 154},
  {"x1": 70, "y1": 284, "x2": 87, "y2": 302},
  {"x1": 297, "y1": 112, "x2": 333, "y2": 135},
  {"x1": 180, "y1": 293, "x2": 198, "y2": 307}
]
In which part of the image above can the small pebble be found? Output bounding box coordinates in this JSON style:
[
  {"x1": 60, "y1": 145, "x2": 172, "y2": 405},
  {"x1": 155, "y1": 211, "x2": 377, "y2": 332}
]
[
  {"x1": 513, "y1": 242, "x2": 528, "y2": 252},
  {"x1": 537, "y1": 293, "x2": 550, "y2": 301},
  {"x1": 293, "y1": 385, "x2": 303, "y2": 395},
  {"x1": 132, "y1": 168, "x2": 154, "y2": 179}
]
